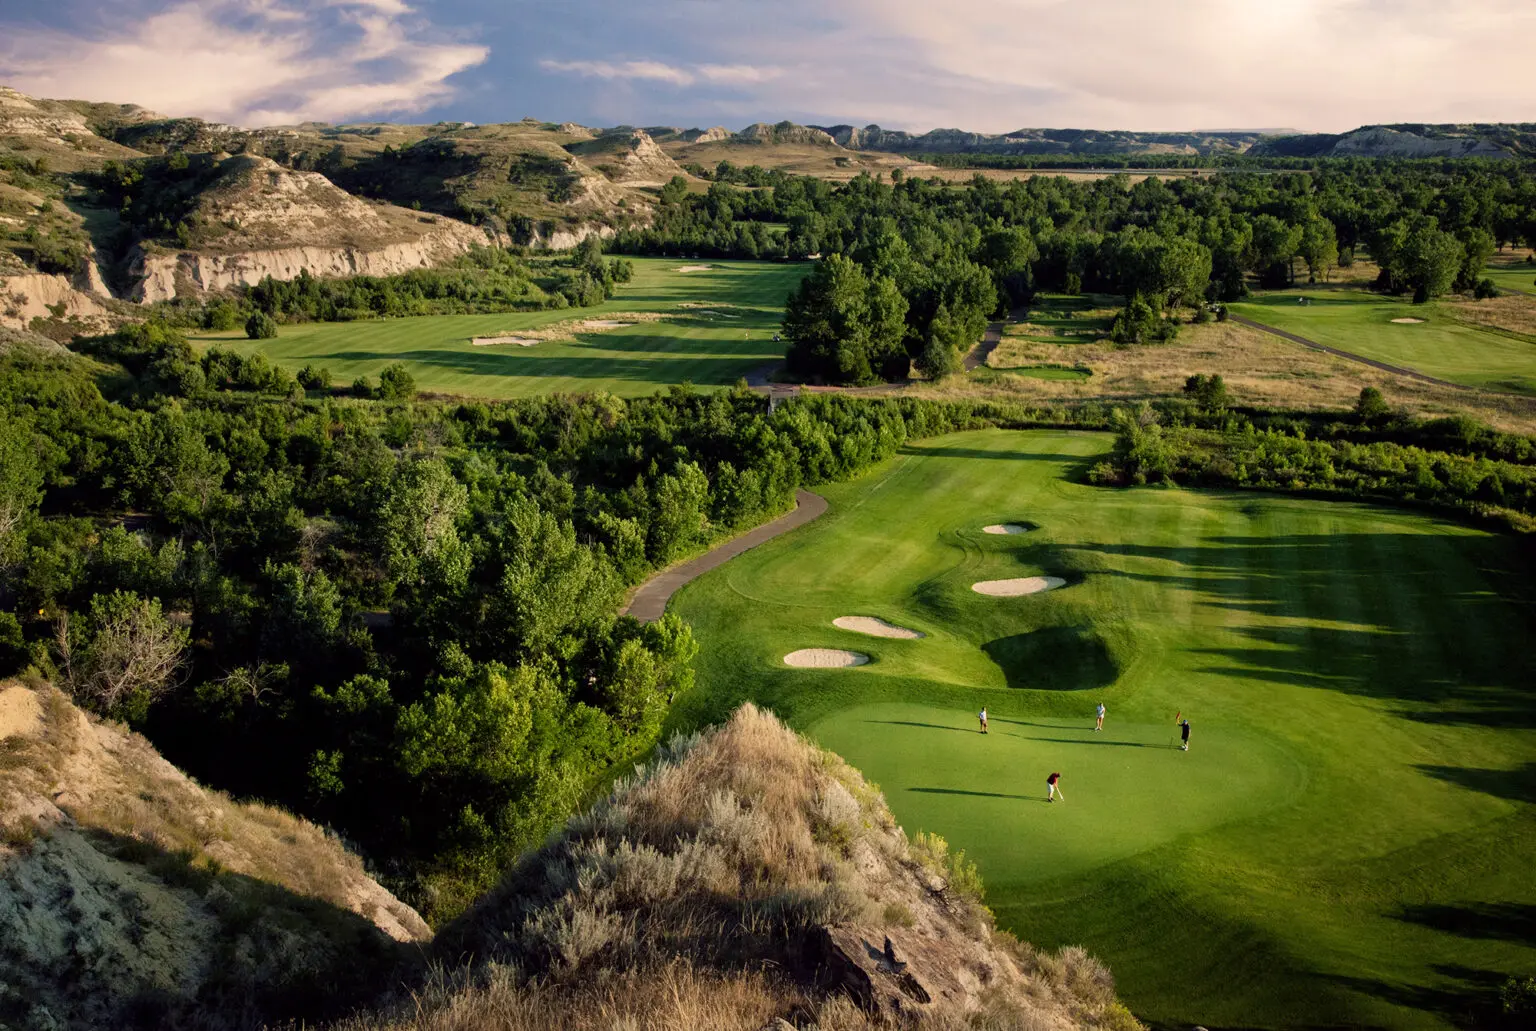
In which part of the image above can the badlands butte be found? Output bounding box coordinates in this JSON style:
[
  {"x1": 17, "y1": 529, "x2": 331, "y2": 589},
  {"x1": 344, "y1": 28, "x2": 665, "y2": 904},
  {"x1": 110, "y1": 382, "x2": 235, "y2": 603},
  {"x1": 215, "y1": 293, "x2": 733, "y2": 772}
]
[{"x1": 3, "y1": 82, "x2": 1535, "y2": 331}]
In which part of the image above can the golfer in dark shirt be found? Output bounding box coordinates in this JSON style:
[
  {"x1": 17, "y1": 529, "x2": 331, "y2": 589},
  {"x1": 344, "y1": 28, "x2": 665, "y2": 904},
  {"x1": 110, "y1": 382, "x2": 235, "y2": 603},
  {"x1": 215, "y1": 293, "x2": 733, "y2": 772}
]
[{"x1": 1179, "y1": 719, "x2": 1191, "y2": 751}]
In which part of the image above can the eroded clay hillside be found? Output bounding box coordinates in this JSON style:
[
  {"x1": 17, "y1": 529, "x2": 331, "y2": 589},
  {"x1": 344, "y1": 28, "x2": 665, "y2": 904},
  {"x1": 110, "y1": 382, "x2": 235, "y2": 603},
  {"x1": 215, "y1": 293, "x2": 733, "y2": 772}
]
[
  {"x1": 341, "y1": 704, "x2": 1139, "y2": 1031},
  {"x1": 0, "y1": 678, "x2": 428, "y2": 1030}
]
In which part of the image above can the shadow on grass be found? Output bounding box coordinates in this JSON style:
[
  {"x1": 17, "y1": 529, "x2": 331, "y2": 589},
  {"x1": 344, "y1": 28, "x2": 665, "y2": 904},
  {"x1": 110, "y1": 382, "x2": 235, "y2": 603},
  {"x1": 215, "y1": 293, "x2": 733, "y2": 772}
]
[
  {"x1": 1414, "y1": 762, "x2": 1536, "y2": 804},
  {"x1": 983, "y1": 626, "x2": 1118, "y2": 692},
  {"x1": 1323, "y1": 963, "x2": 1511, "y2": 1029},
  {"x1": 1396, "y1": 901, "x2": 1536, "y2": 944},
  {"x1": 864, "y1": 720, "x2": 978, "y2": 735},
  {"x1": 1066, "y1": 530, "x2": 1536, "y2": 748},
  {"x1": 909, "y1": 787, "x2": 1047, "y2": 803}
]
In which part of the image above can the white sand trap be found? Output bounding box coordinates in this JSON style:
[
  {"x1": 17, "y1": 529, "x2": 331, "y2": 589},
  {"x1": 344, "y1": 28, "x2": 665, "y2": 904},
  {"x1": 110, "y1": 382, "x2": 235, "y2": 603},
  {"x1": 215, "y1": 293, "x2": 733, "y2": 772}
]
[
  {"x1": 472, "y1": 335, "x2": 540, "y2": 347},
  {"x1": 783, "y1": 648, "x2": 870, "y2": 668},
  {"x1": 1390, "y1": 317, "x2": 1426, "y2": 324},
  {"x1": 971, "y1": 576, "x2": 1067, "y2": 597},
  {"x1": 581, "y1": 320, "x2": 634, "y2": 329},
  {"x1": 676, "y1": 265, "x2": 714, "y2": 273},
  {"x1": 982, "y1": 524, "x2": 1030, "y2": 535},
  {"x1": 833, "y1": 616, "x2": 925, "y2": 639}
]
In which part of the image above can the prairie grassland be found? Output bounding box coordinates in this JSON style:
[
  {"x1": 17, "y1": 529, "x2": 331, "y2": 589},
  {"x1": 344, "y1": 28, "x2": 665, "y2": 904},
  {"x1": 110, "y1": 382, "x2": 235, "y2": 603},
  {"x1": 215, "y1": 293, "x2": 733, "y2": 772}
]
[{"x1": 927, "y1": 316, "x2": 1536, "y2": 435}]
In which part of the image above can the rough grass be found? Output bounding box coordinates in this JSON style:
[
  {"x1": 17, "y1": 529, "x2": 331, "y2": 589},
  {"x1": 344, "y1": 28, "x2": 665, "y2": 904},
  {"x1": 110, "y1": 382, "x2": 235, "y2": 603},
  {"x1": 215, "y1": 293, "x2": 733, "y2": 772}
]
[
  {"x1": 940, "y1": 304, "x2": 1536, "y2": 436},
  {"x1": 189, "y1": 258, "x2": 808, "y2": 399},
  {"x1": 346, "y1": 703, "x2": 1136, "y2": 1031},
  {"x1": 668, "y1": 429, "x2": 1536, "y2": 1030}
]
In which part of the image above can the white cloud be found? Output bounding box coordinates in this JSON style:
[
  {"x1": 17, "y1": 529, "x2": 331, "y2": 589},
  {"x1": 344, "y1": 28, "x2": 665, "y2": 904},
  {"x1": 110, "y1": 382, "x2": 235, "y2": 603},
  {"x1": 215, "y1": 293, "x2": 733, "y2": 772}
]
[
  {"x1": 547, "y1": 0, "x2": 1536, "y2": 132},
  {"x1": 541, "y1": 58, "x2": 783, "y2": 90},
  {"x1": 0, "y1": 0, "x2": 487, "y2": 126}
]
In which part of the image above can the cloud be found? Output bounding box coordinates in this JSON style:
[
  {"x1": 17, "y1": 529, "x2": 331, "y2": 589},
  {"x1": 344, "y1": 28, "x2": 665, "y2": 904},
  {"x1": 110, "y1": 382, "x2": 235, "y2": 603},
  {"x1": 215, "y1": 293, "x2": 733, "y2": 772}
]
[
  {"x1": 541, "y1": 58, "x2": 783, "y2": 90},
  {"x1": 533, "y1": 0, "x2": 1536, "y2": 132},
  {"x1": 0, "y1": 0, "x2": 487, "y2": 126}
]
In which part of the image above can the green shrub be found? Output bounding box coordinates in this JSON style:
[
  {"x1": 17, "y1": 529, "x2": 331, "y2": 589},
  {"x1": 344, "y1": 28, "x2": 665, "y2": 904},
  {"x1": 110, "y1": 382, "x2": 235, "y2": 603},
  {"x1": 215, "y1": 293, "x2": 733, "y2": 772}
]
[
  {"x1": 377, "y1": 362, "x2": 416, "y2": 401},
  {"x1": 244, "y1": 311, "x2": 278, "y2": 340}
]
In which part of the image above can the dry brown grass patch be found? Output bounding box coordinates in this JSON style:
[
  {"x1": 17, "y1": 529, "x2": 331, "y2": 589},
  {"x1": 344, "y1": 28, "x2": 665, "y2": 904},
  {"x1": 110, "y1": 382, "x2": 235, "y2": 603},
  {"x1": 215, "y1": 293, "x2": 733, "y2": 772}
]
[
  {"x1": 1442, "y1": 292, "x2": 1536, "y2": 339},
  {"x1": 929, "y1": 318, "x2": 1536, "y2": 436}
]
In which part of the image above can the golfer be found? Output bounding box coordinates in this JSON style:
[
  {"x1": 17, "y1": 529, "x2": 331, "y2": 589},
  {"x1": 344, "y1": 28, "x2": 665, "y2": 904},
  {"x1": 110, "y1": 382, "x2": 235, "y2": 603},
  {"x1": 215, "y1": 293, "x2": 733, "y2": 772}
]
[
  {"x1": 1046, "y1": 771, "x2": 1064, "y2": 802},
  {"x1": 1178, "y1": 717, "x2": 1191, "y2": 751},
  {"x1": 978, "y1": 707, "x2": 989, "y2": 734},
  {"x1": 1095, "y1": 702, "x2": 1106, "y2": 731}
]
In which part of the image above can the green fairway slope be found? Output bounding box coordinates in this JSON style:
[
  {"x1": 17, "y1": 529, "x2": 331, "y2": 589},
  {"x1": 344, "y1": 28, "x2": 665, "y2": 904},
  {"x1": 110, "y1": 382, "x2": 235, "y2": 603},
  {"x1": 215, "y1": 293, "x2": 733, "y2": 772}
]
[
  {"x1": 191, "y1": 259, "x2": 808, "y2": 398},
  {"x1": 1230, "y1": 289, "x2": 1536, "y2": 394},
  {"x1": 669, "y1": 428, "x2": 1536, "y2": 1030}
]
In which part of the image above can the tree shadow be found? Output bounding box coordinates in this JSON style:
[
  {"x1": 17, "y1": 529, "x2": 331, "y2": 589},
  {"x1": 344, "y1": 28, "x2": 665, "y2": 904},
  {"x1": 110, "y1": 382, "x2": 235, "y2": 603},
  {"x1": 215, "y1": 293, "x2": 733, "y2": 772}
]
[
  {"x1": 983, "y1": 626, "x2": 1119, "y2": 692},
  {"x1": 1413, "y1": 762, "x2": 1536, "y2": 804},
  {"x1": 1064, "y1": 530, "x2": 1536, "y2": 741},
  {"x1": 1396, "y1": 902, "x2": 1536, "y2": 944},
  {"x1": 1323, "y1": 963, "x2": 1511, "y2": 1028}
]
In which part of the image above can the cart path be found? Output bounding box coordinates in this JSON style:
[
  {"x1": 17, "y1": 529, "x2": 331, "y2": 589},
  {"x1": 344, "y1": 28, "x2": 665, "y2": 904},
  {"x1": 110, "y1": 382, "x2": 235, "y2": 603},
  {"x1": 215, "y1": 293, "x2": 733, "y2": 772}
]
[
  {"x1": 622, "y1": 489, "x2": 829, "y2": 623},
  {"x1": 1228, "y1": 313, "x2": 1469, "y2": 390}
]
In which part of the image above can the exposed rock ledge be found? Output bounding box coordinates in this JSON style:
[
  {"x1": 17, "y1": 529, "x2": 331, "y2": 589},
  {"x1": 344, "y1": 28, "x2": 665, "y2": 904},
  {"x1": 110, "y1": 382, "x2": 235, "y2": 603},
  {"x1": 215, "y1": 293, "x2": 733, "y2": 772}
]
[{"x1": 130, "y1": 222, "x2": 495, "y2": 303}]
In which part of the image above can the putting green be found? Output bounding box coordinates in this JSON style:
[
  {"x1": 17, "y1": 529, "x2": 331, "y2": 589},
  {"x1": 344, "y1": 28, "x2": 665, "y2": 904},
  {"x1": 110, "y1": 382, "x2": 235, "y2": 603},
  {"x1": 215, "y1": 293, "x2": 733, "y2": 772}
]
[
  {"x1": 811, "y1": 705, "x2": 1298, "y2": 883},
  {"x1": 669, "y1": 428, "x2": 1536, "y2": 1030}
]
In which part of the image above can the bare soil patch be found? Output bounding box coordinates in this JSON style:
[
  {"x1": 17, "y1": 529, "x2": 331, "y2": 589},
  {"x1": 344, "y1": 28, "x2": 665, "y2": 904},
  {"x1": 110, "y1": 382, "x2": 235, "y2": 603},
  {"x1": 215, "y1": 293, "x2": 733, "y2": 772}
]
[
  {"x1": 0, "y1": 684, "x2": 41, "y2": 739},
  {"x1": 972, "y1": 576, "x2": 1066, "y2": 597},
  {"x1": 783, "y1": 648, "x2": 870, "y2": 668},
  {"x1": 833, "y1": 616, "x2": 924, "y2": 639}
]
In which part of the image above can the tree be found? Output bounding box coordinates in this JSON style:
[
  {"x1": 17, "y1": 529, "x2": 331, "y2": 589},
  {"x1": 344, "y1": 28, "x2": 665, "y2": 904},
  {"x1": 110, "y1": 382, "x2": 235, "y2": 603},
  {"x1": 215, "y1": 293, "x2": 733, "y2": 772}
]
[
  {"x1": 1455, "y1": 227, "x2": 1496, "y2": 291},
  {"x1": 1249, "y1": 215, "x2": 1303, "y2": 287},
  {"x1": 1183, "y1": 373, "x2": 1229, "y2": 410},
  {"x1": 1298, "y1": 217, "x2": 1339, "y2": 282},
  {"x1": 782, "y1": 255, "x2": 874, "y2": 384},
  {"x1": 55, "y1": 591, "x2": 188, "y2": 722},
  {"x1": 1401, "y1": 226, "x2": 1463, "y2": 303},
  {"x1": 297, "y1": 365, "x2": 332, "y2": 391},
  {"x1": 1354, "y1": 387, "x2": 1391, "y2": 423},
  {"x1": 377, "y1": 362, "x2": 417, "y2": 401},
  {"x1": 245, "y1": 311, "x2": 278, "y2": 340},
  {"x1": 1109, "y1": 294, "x2": 1174, "y2": 345},
  {"x1": 379, "y1": 457, "x2": 469, "y2": 588},
  {"x1": 0, "y1": 417, "x2": 42, "y2": 567}
]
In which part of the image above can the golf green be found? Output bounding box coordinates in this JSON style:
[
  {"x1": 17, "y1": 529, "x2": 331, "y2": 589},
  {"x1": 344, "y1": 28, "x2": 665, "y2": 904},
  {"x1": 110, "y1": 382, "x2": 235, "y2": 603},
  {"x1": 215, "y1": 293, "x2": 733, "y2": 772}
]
[
  {"x1": 668, "y1": 428, "x2": 1536, "y2": 1030},
  {"x1": 189, "y1": 258, "x2": 809, "y2": 398}
]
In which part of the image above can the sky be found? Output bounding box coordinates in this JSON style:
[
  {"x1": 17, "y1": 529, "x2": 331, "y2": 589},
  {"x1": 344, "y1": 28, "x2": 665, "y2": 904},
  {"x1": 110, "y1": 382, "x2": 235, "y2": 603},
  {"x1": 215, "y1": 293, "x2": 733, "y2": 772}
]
[{"x1": 2, "y1": 0, "x2": 1534, "y2": 133}]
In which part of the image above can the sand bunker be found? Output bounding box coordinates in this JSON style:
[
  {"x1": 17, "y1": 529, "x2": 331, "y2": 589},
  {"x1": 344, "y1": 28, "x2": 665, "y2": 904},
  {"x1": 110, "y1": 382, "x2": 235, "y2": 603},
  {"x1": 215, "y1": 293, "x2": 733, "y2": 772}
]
[
  {"x1": 783, "y1": 649, "x2": 871, "y2": 668},
  {"x1": 1390, "y1": 317, "x2": 1426, "y2": 324},
  {"x1": 833, "y1": 616, "x2": 924, "y2": 639},
  {"x1": 982, "y1": 524, "x2": 1030, "y2": 535},
  {"x1": 581, "y1": 320, "x2": 634, "y2": 329},
  {"x1": 472, "y1": 336, "x2": 540, "y2": 347},
  {"x1": 971, "y1": 576, "x2": 1067, "y2": 597},
  {"x1": 677, "y1": 265, "x2": 714, "y2": 273}
]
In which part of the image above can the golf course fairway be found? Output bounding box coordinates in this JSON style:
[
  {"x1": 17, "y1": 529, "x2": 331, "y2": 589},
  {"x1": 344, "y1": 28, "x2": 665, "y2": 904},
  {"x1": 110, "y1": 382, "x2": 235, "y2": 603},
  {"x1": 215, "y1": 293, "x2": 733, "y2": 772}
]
[{"x1": 668, "y1": 428, "x2": 1536, "y2": 1030}]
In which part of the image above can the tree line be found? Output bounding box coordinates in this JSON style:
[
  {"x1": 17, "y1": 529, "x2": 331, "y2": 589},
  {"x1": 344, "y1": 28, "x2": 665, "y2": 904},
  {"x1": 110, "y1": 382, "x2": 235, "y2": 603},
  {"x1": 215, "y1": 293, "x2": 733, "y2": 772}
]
[{"x1": 615, "y1": 162, "x2": 1536, "y2": 384}]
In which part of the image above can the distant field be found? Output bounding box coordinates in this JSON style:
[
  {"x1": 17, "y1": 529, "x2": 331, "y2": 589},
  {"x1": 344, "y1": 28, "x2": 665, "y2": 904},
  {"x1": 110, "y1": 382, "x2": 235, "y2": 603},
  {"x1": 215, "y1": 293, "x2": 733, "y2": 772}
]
[
  {"x1": 190, "y1": 259, "x2": 808, "y2": 399},
  {"x1": 1230, "y1": 288, "x2": 1536, "y2": 395},
  {"x1": 1484, "y1": 253, "x2": 1536, "y2": 296}
]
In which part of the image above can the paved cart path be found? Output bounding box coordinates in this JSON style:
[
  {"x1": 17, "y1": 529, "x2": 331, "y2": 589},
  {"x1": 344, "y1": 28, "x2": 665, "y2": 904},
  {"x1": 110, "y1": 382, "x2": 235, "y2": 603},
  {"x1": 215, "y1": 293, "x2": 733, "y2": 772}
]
[{"x1": 622, "y1": 490, "x2": 829, "y2": 622}]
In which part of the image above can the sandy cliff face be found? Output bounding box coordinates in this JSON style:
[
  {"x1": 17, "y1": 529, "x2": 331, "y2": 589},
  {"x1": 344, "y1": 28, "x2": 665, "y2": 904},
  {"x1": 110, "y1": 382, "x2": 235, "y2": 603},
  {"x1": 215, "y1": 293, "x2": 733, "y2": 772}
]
[
  {"x1": 0, "y1": 680, "x2": 428, "y2": 1030},
  {"x1": 0, "y1": 271, "x2": 113, "y2": 331},
  {"x1": 129, "y1": 226, "x2": 489, "y2": 302}
]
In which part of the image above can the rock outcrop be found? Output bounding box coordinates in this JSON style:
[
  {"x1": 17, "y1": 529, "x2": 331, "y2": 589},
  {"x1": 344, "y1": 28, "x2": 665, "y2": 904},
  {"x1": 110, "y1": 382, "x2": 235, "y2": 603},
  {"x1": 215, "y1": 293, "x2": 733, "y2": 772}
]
[
  {"x1": 0, "y1": 271, "x2": 112, "y2": 332},
  {"x1": 735, "y1": 121, "x2": 841, "y2": 147},
  {"x1": 0, "y1": 679, "x2": 428, "y2": 1030}
]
